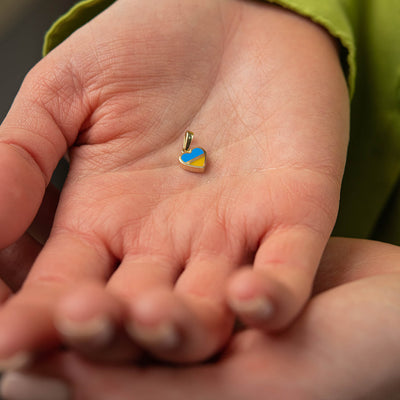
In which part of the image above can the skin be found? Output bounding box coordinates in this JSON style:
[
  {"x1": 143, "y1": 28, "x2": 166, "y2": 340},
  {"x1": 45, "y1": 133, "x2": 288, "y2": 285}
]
[
  {"x1": 2, "y1": 238, "x2": 400, "y2": 400},
  {"x1": 0, "y1": 0, "x2": 348, "y2": 363}
]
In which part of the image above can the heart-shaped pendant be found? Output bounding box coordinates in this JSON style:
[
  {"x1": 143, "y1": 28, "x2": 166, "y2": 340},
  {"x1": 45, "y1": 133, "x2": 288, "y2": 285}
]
[
  {"x1": 179, "y1": 147, "x2": 207, "y2": 173},
  {"x1": 179, "y1": 131, "x2": 206, "y2": 173}
]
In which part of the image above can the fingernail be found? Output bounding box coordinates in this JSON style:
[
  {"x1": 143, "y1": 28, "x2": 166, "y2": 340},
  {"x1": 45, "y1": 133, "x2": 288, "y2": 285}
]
[
  {"x1": 56, "y1": 316, "x2": 114, "y2": 347},
  {"x1": 1, "y1": 371, "x2": 71, "y2": 400},
  {"x1": 128, "y1": 321, "x2": 180, "y2": 350},
  {"x1": 0, "y1": 352, "x2": 31, "y2": 372},
  {"x1": 229, "y1": 296, "x2": 274, "y2": 320}
]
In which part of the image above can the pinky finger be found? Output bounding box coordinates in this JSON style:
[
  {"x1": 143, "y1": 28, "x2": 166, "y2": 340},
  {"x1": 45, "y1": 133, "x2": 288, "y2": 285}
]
[{"x1": 226, "y1": 226, "x2": 325, "y2": 331}]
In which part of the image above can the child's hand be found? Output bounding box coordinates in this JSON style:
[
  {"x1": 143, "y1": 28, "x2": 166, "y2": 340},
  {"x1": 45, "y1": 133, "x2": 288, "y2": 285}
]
[{"x1": 0, "y1": 0, "x2": 348, "y2": 365}]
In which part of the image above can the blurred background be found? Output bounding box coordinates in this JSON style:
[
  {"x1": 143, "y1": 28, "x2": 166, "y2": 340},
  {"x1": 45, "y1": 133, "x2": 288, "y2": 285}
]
[
  {"x1": 0, "y1": 0, "x2": 79, "y2": 188},
  {"x1": 0, "y1": 0, "x2": 78, "y2": 121}
]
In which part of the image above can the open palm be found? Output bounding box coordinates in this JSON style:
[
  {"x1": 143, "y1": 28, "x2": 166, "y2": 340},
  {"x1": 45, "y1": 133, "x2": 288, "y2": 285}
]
[{"x1": 0, "y1": 0, "x2": 348, "y2": 364}]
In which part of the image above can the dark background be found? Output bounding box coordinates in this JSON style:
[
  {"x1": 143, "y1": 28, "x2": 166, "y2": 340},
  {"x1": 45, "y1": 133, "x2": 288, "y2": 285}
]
[
  {"x1": 0, "y1": 0, "x2": 78, "y2": 121},
  {"x1": 0, "y1": 0, "x2": 78, "y2": 189}
]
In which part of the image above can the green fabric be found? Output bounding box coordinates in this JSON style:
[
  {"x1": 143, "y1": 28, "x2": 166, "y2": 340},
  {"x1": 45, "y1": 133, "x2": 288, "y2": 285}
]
[
  {"x1": 261, "y1": 0, "x2": 357, "y2": 97},
  {"x1": 43, "y1": 0, "x2": 116, "y2": 56},
  {"x1": 334, "y1": 1, "x2": 400, "y2": 244},
  {"x1": 43, "y1": 0, "x2": 400, "y2": 245}
]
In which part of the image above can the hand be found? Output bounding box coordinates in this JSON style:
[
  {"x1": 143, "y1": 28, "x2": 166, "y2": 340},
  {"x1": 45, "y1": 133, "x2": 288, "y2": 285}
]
[
  {"x1": 0, "y1": 0, "x2": 348, "y2": 364},
  {"x1": 2, "y1": 238, "x2": 399, "y2": 400}
]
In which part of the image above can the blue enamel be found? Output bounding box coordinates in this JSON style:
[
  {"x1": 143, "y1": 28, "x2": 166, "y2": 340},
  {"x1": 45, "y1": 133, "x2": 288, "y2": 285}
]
[{"x1": 181, "y1": 147, "x2": 205, "y2": 162}]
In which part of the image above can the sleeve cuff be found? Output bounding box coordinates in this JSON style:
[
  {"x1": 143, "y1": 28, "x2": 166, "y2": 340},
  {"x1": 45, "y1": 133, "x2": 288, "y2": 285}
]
[
  {"x1": 262, "y1": 0, "x2": 357, "y2": 97},
  {"x1": 42, "y1": 0, "x2": 116, "y2": 56}
]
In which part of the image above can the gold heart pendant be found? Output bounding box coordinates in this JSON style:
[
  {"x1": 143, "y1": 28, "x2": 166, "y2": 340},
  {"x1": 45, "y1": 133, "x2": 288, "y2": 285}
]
[{"x1": 178, "y1": 131, "x2": 206, "y2": 173}]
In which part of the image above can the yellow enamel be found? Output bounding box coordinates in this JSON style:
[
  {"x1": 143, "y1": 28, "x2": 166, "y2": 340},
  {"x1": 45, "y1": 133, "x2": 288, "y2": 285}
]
[{"x1": 190, "y1": 155, "x2": 206, "y2": 167}]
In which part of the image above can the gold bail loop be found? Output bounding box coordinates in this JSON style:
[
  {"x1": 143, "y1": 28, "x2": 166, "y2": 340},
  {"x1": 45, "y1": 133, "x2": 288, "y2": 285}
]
[{"x1": 182, "y1": 131, "x2": 194, "y2": 153}]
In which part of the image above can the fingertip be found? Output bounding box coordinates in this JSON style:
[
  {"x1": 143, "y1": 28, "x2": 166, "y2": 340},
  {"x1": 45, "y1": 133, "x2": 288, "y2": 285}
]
[
  {"x1": 55, "y1": 285, "x2": 144, "y2": 363},
  {"x1": 227, "y1": 269, "x2": 302, "y2": 332},
  {"x1": 227, "y1": 269, "x2": 275, "y2": 327},
  {"x1": 127, "y1": 320, "x2": 181, "y2": 352},
  {"x1": 126, "y1": 290, "x2": 182, "y2": 352},
  {"x1": 55, "y1": 284, "x2": 121, "y2": 349},
  {"x1": 127, "y1": 289, "x2": 235, "y2": 363}
]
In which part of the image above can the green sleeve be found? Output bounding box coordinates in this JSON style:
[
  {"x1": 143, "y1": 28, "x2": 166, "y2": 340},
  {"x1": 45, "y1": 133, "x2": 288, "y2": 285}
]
[
  {"x1": 260, "y1": 0, "x2": 357, "y2": 96},
  {"x1": 42, "y1": 0, "x2": 116, "y2": 56}
]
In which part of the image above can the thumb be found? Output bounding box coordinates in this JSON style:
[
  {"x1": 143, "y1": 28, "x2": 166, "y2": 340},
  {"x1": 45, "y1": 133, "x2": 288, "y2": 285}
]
[{"x1": 0, "y1": 52, "x2": 90, "y2": 248}]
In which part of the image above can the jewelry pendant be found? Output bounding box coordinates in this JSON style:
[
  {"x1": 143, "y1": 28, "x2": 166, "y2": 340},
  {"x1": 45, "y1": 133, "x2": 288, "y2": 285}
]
[{"x1": 179, "y1": 131, "x2": 207, "y2": 173}]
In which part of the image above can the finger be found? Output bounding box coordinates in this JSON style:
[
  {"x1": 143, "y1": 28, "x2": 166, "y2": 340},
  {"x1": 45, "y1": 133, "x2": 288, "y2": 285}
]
[
  {"x1": 0, "y1": 231, "x2": 114, "y2": 370},
  {"x1": 106, "y1": 254, "x2": 180, "y2": 299},
  {"x1": 55, "y1": 283, "x2": 141, "y2": 363},
  {"x1": 127, "y1": 256, "x2": 235, "y2": 362},
  {"x1": 227, "y1": 225, "x2": 325, "y2": 331},
  {"x1": 0, "y1": 52, "x2": 89, "y2": 249},
  {"x1": 106, "y1": 253, "x2": 181, "y2": 336},
  {"x1": 106, "y1": 254, "x2": 181, "y2": 360}
]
